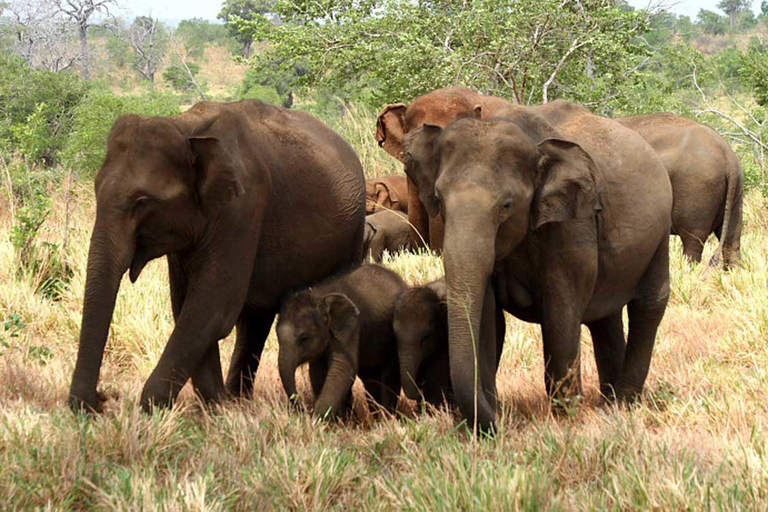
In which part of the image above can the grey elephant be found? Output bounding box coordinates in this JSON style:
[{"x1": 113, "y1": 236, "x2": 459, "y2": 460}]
[
  {"x1": 393, "y1": 278, "x2": 451, "y2": 406},
  {"x1": 277, "y1": 264, "x2": 406, "y2": 419},
  {"x1": 617, "y1": 113, "x2": 743, "y2": 269},
  {"x1": 404, "y1": 103, "x2": 673, "y2": 433},
  {"x1": 364, "y1": 210, "x2": 413, "y2": 262},
  {"x1": 68, "y1": 100, "x2": 366, "y2": 414}
]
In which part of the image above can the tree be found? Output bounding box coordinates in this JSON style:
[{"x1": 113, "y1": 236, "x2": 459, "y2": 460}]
[
  {"x1": 717, "y1": 0, "x2": 751, "y2": 29},
  {"x1": 217, "y1": 0, "x2": 275, "y2": 57},
  {"x1": 761, "y1": 0, "x2": 768, "y2": 17},
  {"x1": 697, "y1": 9, "x2": 728, "y2": 35},
  {"x1": 53, "y1": 0, "x2": 117, "y2": 79},
  {"x1": 4, "y1": 0, "x2": 82, "y2": 72},
  {"x1": 128, "y1": 15, "x2": 167, "y2": 83},
  {"x1": 235, "y1": 0, "x2": 654, "y2": 109}
]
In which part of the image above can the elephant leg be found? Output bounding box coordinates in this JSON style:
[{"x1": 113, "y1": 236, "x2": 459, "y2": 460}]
[
  {"x1": 540, "y1": 301, "x2": 583, "y2": 404},
  {"x1": 225, "y1": 307, "x2": 276, "y2": 397},
  {"x1": 586, "y1": 312, "x2": 626, "y2": 398},
  {"x1": 679, "y1": 231, "x2": 705, "y2": 264},
  {"x1": 190, "y1": 343, "x2": 225, "y2": 403},
  {"x1": 615, "y1": 237, "x2": 670, "y2": 402},
  {"x1": 309, "y1": 358, "x2": 328, "y2": 399},
  {"x1": 479, "y1": 281, "x2": 500, "y2": 412},
  {"x1": 377, "y1": 359, "x2": 401, "y2": 414},
  {"x1": 168, "y1": 256, "x2": 226, "y2": 404}
]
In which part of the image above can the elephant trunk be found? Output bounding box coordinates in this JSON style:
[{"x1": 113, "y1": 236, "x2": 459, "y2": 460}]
[
  {"x1": 68, "y1": 221, "x2": 132, "y2": 412},
  {"x1": 442, "y1": 210, "x2": 498, "y2": 433},
  {"x1": 399, "y1": 351, "x2": 422, "y2": 400},
  {"x1": 278, "y1": 350, "x2": 298, "y2": 403}
]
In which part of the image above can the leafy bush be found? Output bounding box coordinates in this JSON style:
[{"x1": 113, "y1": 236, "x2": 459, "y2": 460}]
[
  {"x1": 176, "y1": 18, "x2": 237, "y2": 59},
  {"x1": 238, "y1": 63, "x2": 305, "y2": 107},
  {"x1": 63, "y1": 89, "x2": 182, "y2": 177},
  {"x1": 163, "y1": 62, "x2": 202, "y2": 93},
  {"x1": 740, "y1": 38, "x2": 768, "y2": 107},
  {"x1": 0, "y1": 49, "x2": 88, "y2": 164}
]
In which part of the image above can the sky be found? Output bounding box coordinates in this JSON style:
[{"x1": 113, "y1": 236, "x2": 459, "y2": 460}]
[{"x1": 114, "y1": 0, "x2": 763, "y2": 24}]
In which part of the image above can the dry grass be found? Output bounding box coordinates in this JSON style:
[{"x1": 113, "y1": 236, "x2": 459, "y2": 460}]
[{"x1": 1, "y1": 166, "x2": 768, "y2": 509}]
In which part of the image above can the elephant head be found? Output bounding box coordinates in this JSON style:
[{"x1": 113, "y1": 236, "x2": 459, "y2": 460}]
[
  {"x1": 68, "y1": 107, "x2": 246, "y2": 413},
  {"x1": 393, "y1": 279, "x2": 447, "y2": 400},
  {"x1": 276, "y1": 291, "x2": 360, "y2": 409},
  {"x1": 403, "y1": 115, "x2": 600, "y2": 430},
  {"x1": 365, "y1": 180, "x2": 401, "y2": 214}
]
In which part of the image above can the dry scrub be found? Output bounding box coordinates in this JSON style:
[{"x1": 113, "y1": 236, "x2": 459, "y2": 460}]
[{"x1": 1, "y1": 175, "x2": 767, "y2": 509}]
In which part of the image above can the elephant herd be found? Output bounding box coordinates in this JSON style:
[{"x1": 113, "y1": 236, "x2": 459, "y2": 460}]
[{"x1": 68, "y1": 87, "x2": 744, "y2": 434}]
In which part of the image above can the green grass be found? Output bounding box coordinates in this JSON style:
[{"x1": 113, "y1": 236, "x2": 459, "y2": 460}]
[{"x1": 1, "y1": 131, "x2": 768, "y2": 509}]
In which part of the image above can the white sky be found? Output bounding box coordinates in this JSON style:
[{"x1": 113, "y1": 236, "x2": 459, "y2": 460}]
[{"x1": 114, "y1": 0, "x2": 762, "y2": 23}]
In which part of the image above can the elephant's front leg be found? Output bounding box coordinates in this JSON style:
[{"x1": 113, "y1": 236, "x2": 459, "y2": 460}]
[
  {"x1": 168, "y1": 255, "x2": 226, "y2": 404},
  {"x1": 225, "y1": 306, "x2": 276, "y2": 397},
  {"x1": 140, "y1": 252, "x2": 253, "y2": 412},
  {"x1": 540, "y1": 297, "x2": 585, "y2": 406}
]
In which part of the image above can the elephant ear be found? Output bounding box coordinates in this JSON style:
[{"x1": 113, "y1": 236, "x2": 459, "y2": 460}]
[
  {"x1": 376, "y1": 103, "x2": 408, "y2": 161},
  {"x1": 375, "y1": 182, "x2": 399, "y2": 207},
  {"x1": 363, "y1": 221, "x2": 377, "y2": 250},
  {"x1": 189, "y1": 136, "x2": 246, "y2": 215},
  {"x1": 531, "y1": 138, "x2": 599, "y2": 230},
  {"x1": 321, "y1": 293, "x2": 361, "y2": 341},
  {"x1": 403, "y1": 124, "x2": 443, "y2": 218}
]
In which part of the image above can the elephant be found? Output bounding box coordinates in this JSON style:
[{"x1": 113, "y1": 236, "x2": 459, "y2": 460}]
[
  {"x1": 277, "y1": 264, "x2": 406, "y2": 418},
  {"x1": 403, "y1": 104, "x2": 673, "y2": 433},
  {"x1": 363, "y1": 210, "x2": 413, "y2": 262},
  {"x1": 365, "y1": 174, "x2": 409, "y2": 214},
  {"x1": 376, "y1": 87, "x2": 513, "y2": 251},
  {"x1": 68, "y1": 99, "x2": 366, "y2": 414},
  {"x1": 393, "y1": 278, "x2": 452, "y2": 406},
  {"x1": 616, "y1": 113, "x2": 743, "y2": 269}
]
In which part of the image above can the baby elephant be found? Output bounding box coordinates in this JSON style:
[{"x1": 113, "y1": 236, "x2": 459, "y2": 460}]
[
  {"x1": 277, "y1": 264, "x2": 407, "y2": 419},
  {"x1": 364, "y1": 210, "x2": 413, "y2": 262},
  {"x1": 393, "y1": 278, "x2": 453, "y2": 407}
]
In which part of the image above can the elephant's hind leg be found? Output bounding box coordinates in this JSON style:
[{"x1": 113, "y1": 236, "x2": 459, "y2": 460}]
[
  {"x1": 586, "y1": 312, "x2": 626, "y2": 398},
  {"x1": 225, "y1": 307, "x2": 276, "y2": 398},
  {"x1": 679, "y1": 231, "x2": 707, "y2": 264},
  {"x1": 616, "y1": 236, "x2": 670, "y2": 402}
]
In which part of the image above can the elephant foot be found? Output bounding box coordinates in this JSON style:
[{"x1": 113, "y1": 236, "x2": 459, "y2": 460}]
[
  {"x1": 68, "y1": 388, "x2": 111, "y2": 415},
  {"x1": 140, "y1": 382, "x2": 178, "y2": 414}
]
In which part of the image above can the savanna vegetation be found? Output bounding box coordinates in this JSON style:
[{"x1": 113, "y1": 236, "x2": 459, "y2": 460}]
[{"x1": 1, "y1": 0, "x2": 767, "y2": 508}]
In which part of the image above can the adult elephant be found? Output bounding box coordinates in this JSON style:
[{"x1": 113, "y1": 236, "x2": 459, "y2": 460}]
[
  {"x1": 68, "y1": 100, "x2": 366, "y2": 413},
  {"x1": 404, "y1": 105, "x2": 672, "y2": 432},
  {"x1": 616, "y1": 114, "x2": 743, "y2": 269},
  {"x1": 376, "y1": 87, "x2": 512, "y2": 251}
]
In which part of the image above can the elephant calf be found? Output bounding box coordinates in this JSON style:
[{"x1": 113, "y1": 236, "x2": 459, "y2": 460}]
[
  {"x1": 365, "y1": 174, "x2": 409, "y2": 214},
  {"x1": 393, "y1": 278, "x2": 452, "y2": 407},
  {"x1": 277, "y1": 264, "x2": 407, "y2": 419},
  {"x1": 364, "y1": 210, "x2": 413, "y2": 262}
]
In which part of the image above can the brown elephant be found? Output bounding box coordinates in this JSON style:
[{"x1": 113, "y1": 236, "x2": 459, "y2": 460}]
[
  {"x1": 277, "y1": 265, "x2": 406, "y2": 418},
  {"x1": 376, "y1": 87, "x2": 513, "y2": 251},
  {"x1": 365, "y1": 174, "x2": 408, "y2": 214},
  {"x1": 363, "y1": 210, "x2": 413, "y2": 262},
  {"x1": 616, "y1": 114, "x2": 743, "y2": 269},
  {"x1": 404, "y1": 104, "x2": 672, "y2": 433},
  {"x1": 68, "y1": 100, "x2": 366, "y2": 414}
]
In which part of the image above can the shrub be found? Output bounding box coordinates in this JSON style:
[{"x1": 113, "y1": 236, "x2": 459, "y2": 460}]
[
  {"x1": 163, "y1": 62, "x2": 202, "y2": 93},
  {"x1": 0, "y1": 49, "x2": 88, "y2": 164},
  {"x1": 62, "y1": 89, "x2": 182, "y2": 177}
]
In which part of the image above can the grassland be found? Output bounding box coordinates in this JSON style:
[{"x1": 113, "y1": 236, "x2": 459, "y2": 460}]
[{"x1": 1, "y1": 109, "x2": 767, "y2": 509}]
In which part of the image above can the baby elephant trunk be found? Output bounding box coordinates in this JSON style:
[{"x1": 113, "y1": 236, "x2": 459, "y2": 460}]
[{"x1": 278, "y1": 351, "x2": 299, "y2": 404}]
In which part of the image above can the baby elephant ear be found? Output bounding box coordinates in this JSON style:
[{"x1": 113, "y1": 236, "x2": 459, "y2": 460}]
[
  {"x1": 322, "y1": 293, "x2": 360, "y2": 340},
  {"x1": 531, "y1": 138, "x2": 599, "y2": 230}
]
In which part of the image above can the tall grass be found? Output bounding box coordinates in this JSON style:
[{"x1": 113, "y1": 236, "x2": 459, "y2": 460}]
[{"x1": 1, "y1": 126, "x2": 768, "y2": 508}]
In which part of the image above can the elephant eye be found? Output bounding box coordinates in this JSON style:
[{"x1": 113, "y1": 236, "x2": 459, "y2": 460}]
[
  {"x1": 297, "y1": 334, "x2": 310, "y2": 345},
  {"x1": 132, "y1": 196, "x2": 151, "y2": 215},
  {"x1": 502, "y1": 199, "x2": 513, "y2": 210}
]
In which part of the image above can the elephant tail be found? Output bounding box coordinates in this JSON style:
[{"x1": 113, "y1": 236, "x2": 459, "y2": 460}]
[{"x1": 712, "y1": 151, "x2": 743, "y2": 270}]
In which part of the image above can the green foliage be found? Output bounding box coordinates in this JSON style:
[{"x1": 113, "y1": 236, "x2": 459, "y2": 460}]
[
  {"x1": 62, "y1": 88, "x2": 181, "y2": 177},
  {"x1": 238, "y1": 62, "x2": 305, "y2": 106},
  {"x1": 0, "y1": 50, "x2": 88, "y2": 164},
  {"x1": 740, "y1": 37, "x2": 768, "y2": 107},
  {"x1": 238, "y1": 0, "x2": 651, "y2": 109},
  {"x1": 162, "y1": 62, "x2": 202, "y2": 93},
  {"x1": 697, "y1": 9, "x2": 728, "y2": 35},
  {"x1": 218, "y1": 0, "x2": 276, "y2": 56},
  {"x1": 176, "y1": 18, "x2": 236, "y2": 59}
]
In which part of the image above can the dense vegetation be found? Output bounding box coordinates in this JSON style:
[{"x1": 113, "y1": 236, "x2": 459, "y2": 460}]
[{"x1": 1, "y1": 0, "x2": 768, "y2": 508}]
